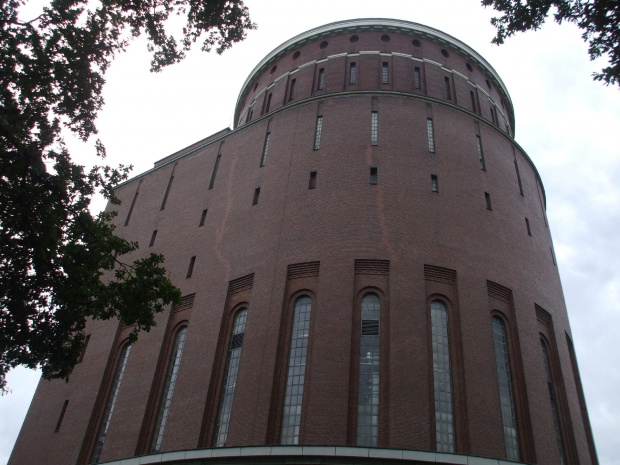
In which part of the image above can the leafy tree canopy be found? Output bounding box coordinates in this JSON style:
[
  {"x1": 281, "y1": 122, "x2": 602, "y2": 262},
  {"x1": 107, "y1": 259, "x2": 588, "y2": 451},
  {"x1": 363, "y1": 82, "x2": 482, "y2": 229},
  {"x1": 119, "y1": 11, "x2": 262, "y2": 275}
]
[
  {"x1": 0, "y1": 0, "x2": 255, "y2": 392},
  {"x1": 482, "y1": 0, "x2": 620, "y2": 86}
]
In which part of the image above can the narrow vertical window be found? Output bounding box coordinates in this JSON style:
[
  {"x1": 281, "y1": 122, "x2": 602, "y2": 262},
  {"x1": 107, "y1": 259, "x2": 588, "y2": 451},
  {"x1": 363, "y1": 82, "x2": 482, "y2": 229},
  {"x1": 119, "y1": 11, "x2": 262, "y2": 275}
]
[
  {"x1": 91, "y1": 343, "x2": 131, "y2": 463},
  {"x1": 260, "y1": 132, "x2": 271, "y2": 166},
  {"x1": 514, "y1": 160, "x2": 524, "y2": 196},
  {"x1": 288, "y1": 78, "x2": 296, "y2": 101},
  {"x1": 382, "y1": 62, "x2": 389, "y2": 84},
  {"x1": 349, "y1": 62, "x2": 357, "y2": 84},
  {"x1": 431, "y1": 300, "x2": 454, "y2": 453},
  {"x1": 78, "y1": 334, "x2": 91, "y2": 363},
  {"x1": 265, "y1": 93, "x2": 272, "y2": 113},
  {"x1": 541, "y1": 339, "x2": 567, "y2": 465},
  {"x1": 55, "y1": 400, "x2": 69, "y2": 432},
  {"x1": 280, "y1": 296, "x2": 312, "y2": 445},
  {"x1": 151, "y1": 327, "x2": 188, "y2": 453},
  {"x1": 369, "y1": 167, "x2": 378, "y2": 185},
  {"x1": 213, "y1": 309, "x2": 248, "y2": 447},
  {"x1": 124, "y1": 180, "x2": 142, "y2": 226},
  {"x1": 476, "y1": 135, "x2": 486, "y2": 170},
  {"x1": 252, "y1": 187, "x2": 260, "y2": 205},
  {"x1": 245, "y1": 109, "x2": 252, "y2": 123},
  {"x1": 485, "y1": 192, "x2": 492, "y2": 210},
  {"x1": 427, "y1": 118, "x2": 435, "y2": 153},
  {"x1": 186, "y1": 256, "x2": 196, "y2": 279},
  {"x1": 209, "y1": 154, "x2": 221, "y2": 190},
  {"x1": 160, "y1": 172, "x2": 175, "y2": 210},
  {"x1": 308, "y1": 171, "x2": 317, "y2": 189},
  {"x1": 149, "y1": 230, "x2": 157, "y2": 247},
  {"x1": 199, "y1": 209, "x2": 208, "y2": 226},
  {"x1": 313, "y1": 116, "x2": 323, "y2": 150},
  {"x1": 357, "y1": 293, "x2": 381, "y2": 447},
  {"x1": 414, "y1": 67, "x2": 421, "y2": 89},
  {"x1": 492, "y1": 317, "x2": 520, "y2": 461},
  {"x1": 490, "y1": 106, "x2": 496, "y2": 125},
  {"x1": 431, "y1": 174, "x2": 438, "y2": 192},
  {"x1": 444, "y1": 76, "x2": 451, "y2": 100},
  {"x1": 317, "y1": 68, "x2": 325, "y2": 90},
  {"x1": 551, "y1": 247, "x2": 557, "y2": 266},
  {"x1": 470, "y1": 90, "x2": 476, "y2": 113},
  {"x1": 370, "y1": 111, "x2": 378, "y2": 146},
  {"x1": 525, "y1": 218, "x2": 532, "y2": 236}
]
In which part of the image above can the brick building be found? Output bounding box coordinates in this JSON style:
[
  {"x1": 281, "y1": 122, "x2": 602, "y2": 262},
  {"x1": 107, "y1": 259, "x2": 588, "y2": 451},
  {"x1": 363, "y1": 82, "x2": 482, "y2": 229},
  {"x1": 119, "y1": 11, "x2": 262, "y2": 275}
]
[{"x1": 9, "y1": 18, "x2": 598, "y2": 465}]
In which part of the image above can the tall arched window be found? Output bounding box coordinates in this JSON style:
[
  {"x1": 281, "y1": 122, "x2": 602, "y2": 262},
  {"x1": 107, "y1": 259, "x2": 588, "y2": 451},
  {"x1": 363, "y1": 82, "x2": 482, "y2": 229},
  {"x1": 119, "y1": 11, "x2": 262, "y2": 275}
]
[
  {"x1": 541, "y1": 337, "x2": 567, "y2": 465},
  {"x1": 357, "y1": 293, "x2": 381, "y2": 446},
  {"x1": 491, "y1": 316, "x2": 520, "y2": 461},
  {"x1": 213, "y1": 308, "x2": 248, "y2": 447},
  {"x1": 280, "y1": 295, "x2": 312, "y2": 445},
  {"x1": 431, "y1": 300, "x2": 454, "y2": 452},
  {"x1": 91, "y1": 343, "x2": 131, "y2": 464},
  {"x1": 151, "y1": 326, "x2": 188, "y2": 453}
]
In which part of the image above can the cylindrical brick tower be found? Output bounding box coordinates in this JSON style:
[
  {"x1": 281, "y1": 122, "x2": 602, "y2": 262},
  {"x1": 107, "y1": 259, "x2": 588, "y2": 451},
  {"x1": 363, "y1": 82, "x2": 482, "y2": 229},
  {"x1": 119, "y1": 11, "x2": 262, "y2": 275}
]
[{"x1": 9, "y1": 19, "x2": 598, "y2": 465}]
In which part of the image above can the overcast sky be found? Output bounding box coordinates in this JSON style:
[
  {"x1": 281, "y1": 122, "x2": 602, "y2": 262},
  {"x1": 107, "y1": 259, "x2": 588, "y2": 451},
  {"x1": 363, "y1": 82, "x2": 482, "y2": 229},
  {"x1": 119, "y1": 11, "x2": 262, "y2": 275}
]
[{"x1": 1, "y1": 1, "x2": 619, "y2": 464}]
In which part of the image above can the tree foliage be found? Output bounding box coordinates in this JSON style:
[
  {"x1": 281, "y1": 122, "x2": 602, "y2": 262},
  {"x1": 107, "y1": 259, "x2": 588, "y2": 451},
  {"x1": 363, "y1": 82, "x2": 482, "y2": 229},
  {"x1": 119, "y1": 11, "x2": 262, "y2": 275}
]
[
  {"x1": 0, "y1": 0, "x2": 255, "y2": 392},
  {"x1": 482, "y1": 0, "x2": 620, "y2": 86}
]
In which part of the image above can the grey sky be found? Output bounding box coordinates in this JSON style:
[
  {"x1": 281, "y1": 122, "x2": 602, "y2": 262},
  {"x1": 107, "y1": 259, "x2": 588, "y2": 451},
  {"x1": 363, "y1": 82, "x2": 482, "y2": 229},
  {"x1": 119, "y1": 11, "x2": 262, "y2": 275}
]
[{"x1": 1, "y1": 1, "x2": 618, "y2": 464}]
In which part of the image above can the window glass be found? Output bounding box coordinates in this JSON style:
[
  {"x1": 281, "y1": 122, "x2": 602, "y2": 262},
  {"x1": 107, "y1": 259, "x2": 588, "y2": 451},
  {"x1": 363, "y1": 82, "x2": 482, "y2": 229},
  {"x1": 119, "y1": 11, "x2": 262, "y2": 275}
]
[
  {"x1": 280, "y1": 296, "x2": 312, "y2": 444},
  {"x1": 91, "y1": 343, "x2": 131, "y2": 464},
  {"x1": 213, "y1": 309, "x2": 248, "y2": 447},
  {"x1": 492, "y1": 317, "x2": 520, "y2": 461},
  {"x1": 151, "y1": 327, "x2": 188, "y2": 453},
  {"x1": 431, "y1": 300, "x2": 454, "y2": 452},
  {"x1": 357, "y1": 293, "x2": 381, "y2": 446}
]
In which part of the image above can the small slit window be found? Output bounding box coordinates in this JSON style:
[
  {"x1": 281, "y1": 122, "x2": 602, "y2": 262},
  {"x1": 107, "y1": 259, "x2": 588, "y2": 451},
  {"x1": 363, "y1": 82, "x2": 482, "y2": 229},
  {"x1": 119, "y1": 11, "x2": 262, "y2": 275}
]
[
  {"x1": 317, "y1": 68, "x2": 325, "y2": 90},
  {"x1": 427, "y1": 118, "x2": 435, "y2": 153},
  {"x1": 199, "y1": 209, "x2": 208, "y2": 227},
  {"x1": 371, "y1": 112, "x2": 378, "y2": 146},
  {"x1": 444, "y1": 76, "x2": 451, "y2": 100},
  {"x1": 476, "y1": 135, "x2": 486, "y2": 170},
  {"x1": 261, "y1": 132, "x2": 271, "y2": 166},
  {"x1": 370, "y1": 167, "x2": 378, "y2": 185},
  {"x1": 209, "y1": 154, "x2": 221, "y2": 190},
  {"x1": 78, "y1": 334, "x2": 90, "y2": 363},
  {"x1": 350, "y1": 62, "x2": 357, "y2": 85},
  {"x1": 431, "y1": 174, "x2": 438, "y2": 192},
  {"x1": 186, "y1": 256, "x2": 196, "y2": 279},
  {"x1": 382, "y1": 62, "x2": 389, "y2": 84},
  {"x1": 414, "y1": 67, "x2": 421, "y2": 89},
  {"x1": 470, "y1": 90, "x2": 477, "y2": 113},
  {"x1": 309, "y1": 171, "x2": 317, "y2": 189},
  {"x1": 288, "y1": 78, "x2": 296, "y2": 101},
  {"x1": 526, "y1": 218, "x2": 532, "y2": 236},
  {"x1": 485, "y1": 192, "x2": 492, "y2": 210},
  {"x1": 314, "y1": 116, "x2": 323, "y2": 150},
  {"x1": 149, "y1": 230, "x2": 158, "y2": 247},
  {"x1": 252, "y1": 187, "x2": 260, "y2": 205},
  {"x1": 54, "y1": 400, "x2": 69, "y2": 433},
  {"x1": 265, "y1": 93, "x2": 272, "y2": 113}
]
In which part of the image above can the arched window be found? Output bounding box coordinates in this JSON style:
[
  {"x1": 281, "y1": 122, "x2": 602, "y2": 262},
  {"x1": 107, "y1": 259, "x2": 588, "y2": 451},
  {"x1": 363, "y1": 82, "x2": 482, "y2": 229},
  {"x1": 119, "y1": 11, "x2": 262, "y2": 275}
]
[
  {"x1": 151, "y1": 326, "x2": 188, "y2": 453},
  {"x1": 491, "y1": 316, "x2": 520, "y2": 461},
  {"x1": 357, "y1": 293, "x2": 381, "y2": 446},
  {"x1": 280, "y1": 295, "x2": 312, "y2": 445},
  {"x1": 91, "y1": 343, "x2": 131, "y2": 464},
  {"x1": 431, "y1": 300, "x2": 454, "y2": 452},
  {"x1": 213, "y1": 308, "x2": 248, "y2": 447},
  {"x1": 541, "y1": 337, "x2": 567, "y2": 464}
]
